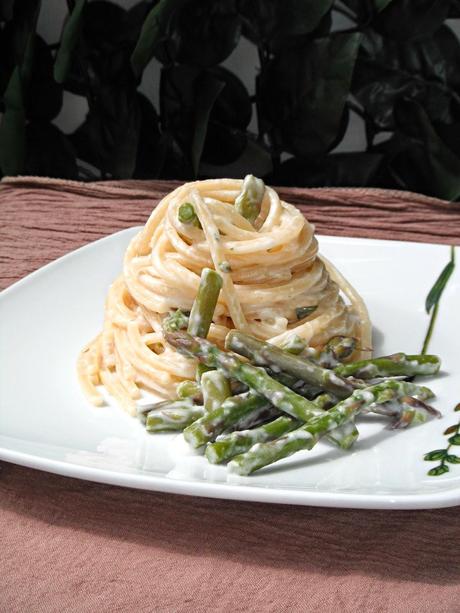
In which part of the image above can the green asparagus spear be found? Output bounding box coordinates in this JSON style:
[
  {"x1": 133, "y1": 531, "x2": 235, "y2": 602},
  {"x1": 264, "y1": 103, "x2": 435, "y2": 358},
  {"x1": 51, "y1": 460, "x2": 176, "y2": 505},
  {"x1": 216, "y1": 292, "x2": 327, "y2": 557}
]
[
  {"x1": 205, "y1": 390, "x2": 340, "y2": 464},
  {"x1": 312, "y1": 392, "x2": 338, "y2": 410},
  {"x1": 176, "y1": 380, "x2": 202, "y2": 402},
  {"x1": 183, "y1": 392, "x2": 271, "y2": 448},
  {"x1": 169, "y1": 331, "x2": 360, "y2": 455},
  {"x1": 326, "y1": 420, "x2": 359, "y2": 450},
  {"x1": 178, "y1": 202, "x2": 202, "y2": 228},
  {"x1": 281, "y1": 335, "x2": 307, "y2": 355},
  {"x1": 225, "y1": 330, "x2": 355, "y2": 398},
  {"x1": 162, "y1": 309, "x2": 189, "y2": 333},
  {"x1": 206, "y1": 415, "x2": 301, "y2": 464},
  {"x1": 334, "y1": 353, "x2": 441, "y2": 379},
  {"x1": 233, "y1": 404, "x2": 280, "y2": 430},
  {"x1": 281, "y1": 335, "x2": 357, "y2": 368},
  {"x1": 266, "y1": 369, "x2": 322, "y2": 399},
  {"x1": 234, "y1": 174, "x2": 265, "y2": 224},
  {"x1": 228, "y1": 380, "x2": 435, "y2": 475},
  {"x1": 187, "y1": 268, "x2": 223, "y2": 338},
  {"x1": 201, "y1": 370, "x2": 231, "y2": 412},
  {"x1": 145, "y1": 399, "x2": 204, "y2": 432},
  {"x1": 392, "y1": 396, "x2": 440, "y2": 428},
  {"x1": 196, "y1": 363, "x2": 213, "y2": 381},
  {"x1": 320, "y1": 336, "x2": 357, "y2": 367},
  {"x1": 166, "y1": 331, "x2": 325, "y2": 422},
  {"x1": 373, "y1": 394, "x2": 441, "y2": 429}
]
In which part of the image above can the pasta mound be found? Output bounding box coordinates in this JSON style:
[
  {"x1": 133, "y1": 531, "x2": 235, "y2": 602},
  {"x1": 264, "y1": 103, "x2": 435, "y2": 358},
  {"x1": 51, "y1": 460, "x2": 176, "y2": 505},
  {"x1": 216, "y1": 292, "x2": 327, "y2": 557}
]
[{"x1": 78, "y1": 179, "x2": 371, "y2": 414}]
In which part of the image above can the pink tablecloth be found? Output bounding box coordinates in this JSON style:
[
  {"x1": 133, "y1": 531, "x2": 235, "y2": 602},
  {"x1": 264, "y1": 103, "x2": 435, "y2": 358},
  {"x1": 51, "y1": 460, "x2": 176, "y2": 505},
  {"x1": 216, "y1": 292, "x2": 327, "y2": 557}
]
[{"x1": 1, "y1": 178, "x2": 460, "y2": 613}]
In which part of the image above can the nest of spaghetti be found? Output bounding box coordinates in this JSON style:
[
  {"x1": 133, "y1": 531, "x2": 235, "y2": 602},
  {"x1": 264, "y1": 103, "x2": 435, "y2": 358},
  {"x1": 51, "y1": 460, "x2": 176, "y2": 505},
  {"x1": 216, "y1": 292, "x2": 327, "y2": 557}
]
[{"x1": 78, "y1": 176, "x2": 372, "y2": 413}]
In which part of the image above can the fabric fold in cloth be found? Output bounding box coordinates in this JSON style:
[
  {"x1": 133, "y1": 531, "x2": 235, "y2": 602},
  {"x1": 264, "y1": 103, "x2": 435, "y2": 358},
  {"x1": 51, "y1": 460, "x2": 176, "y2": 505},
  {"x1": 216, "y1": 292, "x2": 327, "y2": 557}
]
[{"x1": 1, "y1": 177, "x2": 459, "y2": 613}]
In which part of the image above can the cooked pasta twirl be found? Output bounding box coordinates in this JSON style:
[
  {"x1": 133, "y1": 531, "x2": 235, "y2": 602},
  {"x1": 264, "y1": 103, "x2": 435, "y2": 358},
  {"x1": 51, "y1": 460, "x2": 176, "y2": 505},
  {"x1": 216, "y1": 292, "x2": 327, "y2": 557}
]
[{"x1": 78, "y1": 179, "x2": 372, "y2": 414}]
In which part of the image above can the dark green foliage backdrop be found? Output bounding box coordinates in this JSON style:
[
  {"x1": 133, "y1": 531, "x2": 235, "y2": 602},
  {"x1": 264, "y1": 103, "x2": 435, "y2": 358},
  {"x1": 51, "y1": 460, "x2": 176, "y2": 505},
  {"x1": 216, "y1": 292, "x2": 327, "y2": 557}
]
[{"x1": 1, "y1": 0, "x2": 460, "y2": 199}]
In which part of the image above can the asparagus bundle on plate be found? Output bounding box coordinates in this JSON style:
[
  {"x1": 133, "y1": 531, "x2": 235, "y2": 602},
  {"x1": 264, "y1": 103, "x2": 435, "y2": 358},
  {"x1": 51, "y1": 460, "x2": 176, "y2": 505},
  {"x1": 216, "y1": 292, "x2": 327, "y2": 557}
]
[{"x1": 141, "y1": 267, "x2": 441, "y2": 476}]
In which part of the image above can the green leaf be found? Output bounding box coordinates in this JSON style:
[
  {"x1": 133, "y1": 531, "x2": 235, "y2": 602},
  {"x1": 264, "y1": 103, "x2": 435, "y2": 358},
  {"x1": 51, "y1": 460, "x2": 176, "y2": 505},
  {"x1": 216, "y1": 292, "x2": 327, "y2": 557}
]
[
  {"x1": 53, "y1": 0, "x2": 86, "y2": 84},
  {"x1": 448, "y1": 435, "x2": 460, "y2": 446},
  {"x1": 27, "y1": 35, "x2": 63, "y2": 121},
  {"x1": 450, "y1": 0, "x2": 460, "y2": 17},
  {"x1": 25, "y1": 122, "x2": 77, "y2": 179},
  {"x1": 424, "y1": 449, "x2": 447, "y2": 461},
  {"x1": 272, "y1": 152, "x2": 383, "y2": 188},
  {"x1": 342, "y1": 0, "x2": 393, "y2": 18},
  {"x1": 352, "y1": 27, "x2": 460, "y2": 131},
  {"x1": 71, "y1": 85, "x2": 141, "y2": 179},
  {"x1": 0, "y1": 1, "x2": 15, "y2": 21},
  {"x1": 392, "y1": 101, "x2": 460, "y2": 201},
  {"x1": 200, "y1": 137, "x2": 273, "y2": 179},
  {"x1": 201, "y1": 123, "x2": 247, "y2": 166},
  {"x1": 454, "y1": 403, "x2": 460, "y2": 412},
  {"x1": 425, "y1": 246, "x2": 455, "y2": 314},
  {"x1": 133, "y1": 94, "x2": 165, "y2": 180},
  {"x1": 240, "y1": 0, "x2": 334, "y2": 46},
  {"x1": 191, "y1": 75, "x2": 225, "y2": 177},
  {"x1": 0, "y1": 66, "x2": 25, "y2": 176},
  {"x1": 374, "y1": 0, "x2": 393, "y2": 10},
  {"x1": 444, "y1": 424, "x2": 459, "y2": 435},
  {"x1": 428, "y1": 464, "x2": 449, "y2": 476},
  {"x1": 258, "y1": 32, "x2": 361, "y2": 156},
  {"x1": 445, "y1": 454, "x2": 460, "y2": 464},
  {"x1": 160, "y1": 65, "x2": 228, "y2": 176},
  {"x1": 208, "y1": 67, "x2": 252, "y2": 130},
  {"x1": 169, "y1": 0, "x2": 241, "y2": 68},
  {"x1": 376, "y1": 0, "x2": 451, "y2": 42},
  {"x1": 7, "y1": 0, "x2": 41, "y2": 85},
  {"x1": 130, "y1": 0, "x2": 186, "y2": 78}
]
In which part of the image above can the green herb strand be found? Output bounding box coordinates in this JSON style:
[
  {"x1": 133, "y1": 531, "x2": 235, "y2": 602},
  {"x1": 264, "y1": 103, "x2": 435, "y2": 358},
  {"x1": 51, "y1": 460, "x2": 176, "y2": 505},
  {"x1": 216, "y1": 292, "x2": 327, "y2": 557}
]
[
  {"x1": 421, "y1": 246, "x2": 455, "y2": 355},
  {"x1": 425, "y1": 403, "x2": 460, "y2": 476}
]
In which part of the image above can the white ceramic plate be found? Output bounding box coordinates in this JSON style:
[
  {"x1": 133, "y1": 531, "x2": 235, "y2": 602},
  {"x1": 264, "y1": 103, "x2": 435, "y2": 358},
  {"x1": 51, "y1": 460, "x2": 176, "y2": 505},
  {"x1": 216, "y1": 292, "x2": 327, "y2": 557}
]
[{"x1": 1, "y1": 229, "x2": 459, "y2": 509}]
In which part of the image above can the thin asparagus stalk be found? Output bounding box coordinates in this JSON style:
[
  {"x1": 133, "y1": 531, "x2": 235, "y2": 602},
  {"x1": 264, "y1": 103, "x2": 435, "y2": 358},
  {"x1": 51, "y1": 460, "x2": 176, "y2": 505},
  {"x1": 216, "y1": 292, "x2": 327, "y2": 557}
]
[
  {"x1": 205, "y1": 391, "x2": 339, "y2": 464},
  {"x1": 167, "y1": 332, "x2": 432, "y2": 453},
  {"x1": 206, "y1": 416, "x2": 301, "y2": 464},
  {"x1": 266, "y1": 369, "x2": 322, "y2": 399},
  {"x1": 187, "y1": 268, "x2": 223, "y2": 338},
  {"x1": 391, "y1": 397, "x2": 439, "y2": 429},
  {"x1": 282, "y1": 335, "x2": 357, "y2": 368},
  {"x1": 234, "y1": 175, "x2": 265, "y2": 224},
  {"x1": 169, "y1": 331, "x2": 359, "y2": 452},
  {"x1": 201, "y1": 370, "x2": 231, "y2": 412},
  {"x1": 176, "y1": 380, "x2": 202, "y2": 402},
  {"x1": 225, "y1": 330, "x2": 355, "y2": 398},
  {"x1": 281, "y1": 335, "x2": 307, "y2": 355},
  {"x1": 183, "y1": 392, "x2": 271, "y2": 448},
  {"x1": 196, "y1": 363, "x2": 213, "y2": 381},
  {"x1": 228, "y1": 381, "x2": 435, "y2": 475},
  {"x1": 178, "y1": 202, "x2": 202, "y2": 228},
  {"x1": 373, "y1": 395, "x2": 441, "y2": 429},
  {"x1": 318, "y1": 336, "x2": 357, "y2": 368},
  {"x1": 145, "y1": 399, "x2": 204, "y2": 432},
  {"x1": 334, "y1": 353, "x2": 441, "y2": 379},
  {"x1": 229, "y1": 430, "x2": 320, "y2": 476},
  {"x1": 166, "y1": 331, "x2": 325, "y2": 421},
  {"x1": 326, "y1": 420, "x2": 359, "y2": 449},
  {"x1": 233, "y1": 404, "x2": 280, "y2": 430}
]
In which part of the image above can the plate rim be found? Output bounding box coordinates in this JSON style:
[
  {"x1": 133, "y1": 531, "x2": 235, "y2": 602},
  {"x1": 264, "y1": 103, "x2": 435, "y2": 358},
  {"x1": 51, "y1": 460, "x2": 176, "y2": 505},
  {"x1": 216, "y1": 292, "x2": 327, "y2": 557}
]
[{"x1": 2, "y1": 446, "x2": 459, "y2": 510}]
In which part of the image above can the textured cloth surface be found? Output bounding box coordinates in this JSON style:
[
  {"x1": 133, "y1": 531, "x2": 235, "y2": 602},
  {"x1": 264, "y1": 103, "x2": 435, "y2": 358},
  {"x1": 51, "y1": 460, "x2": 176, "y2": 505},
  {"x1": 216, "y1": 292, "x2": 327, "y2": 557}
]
[{"x1": 1, "y1": 177, "x2": 460, "y2": 613}]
